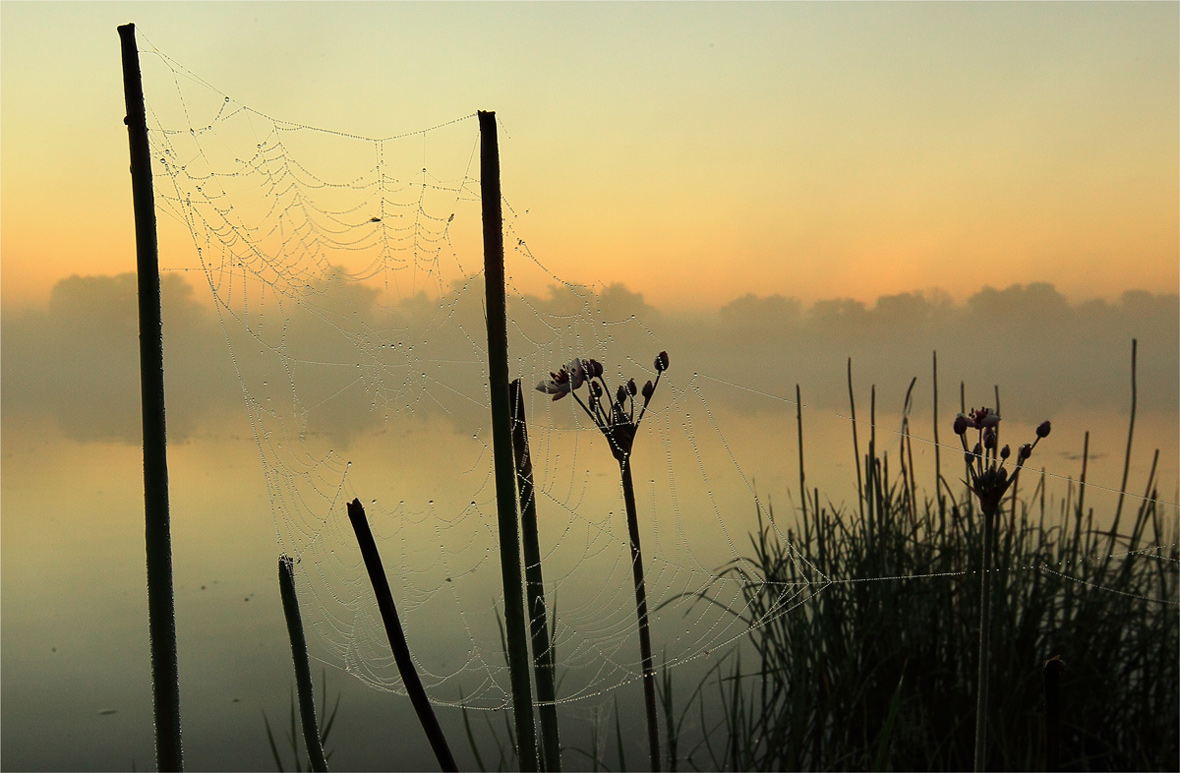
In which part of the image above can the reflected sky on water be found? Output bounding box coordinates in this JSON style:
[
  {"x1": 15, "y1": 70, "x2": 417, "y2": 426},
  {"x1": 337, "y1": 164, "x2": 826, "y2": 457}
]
[{"x1": 2, "y1": 382, "x2": 1174, "y2": 770}]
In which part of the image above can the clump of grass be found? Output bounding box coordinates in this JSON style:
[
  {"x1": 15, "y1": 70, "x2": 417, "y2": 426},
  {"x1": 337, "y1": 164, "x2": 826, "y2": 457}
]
[{"x1": 703, "y1": 377, "x2": 1177, "y2": 771}]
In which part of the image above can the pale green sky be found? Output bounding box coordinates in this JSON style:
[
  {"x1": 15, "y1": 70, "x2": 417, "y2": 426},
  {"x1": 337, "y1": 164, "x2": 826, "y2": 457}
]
[{"x1": 2, "y1": 1, "x2": 1177, "y2": 310}]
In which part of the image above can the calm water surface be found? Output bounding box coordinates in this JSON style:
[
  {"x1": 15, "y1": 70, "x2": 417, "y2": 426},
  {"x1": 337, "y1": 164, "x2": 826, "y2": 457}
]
[{"x1": 2, "y1": 399, "x2": 1175, "y2": 771}]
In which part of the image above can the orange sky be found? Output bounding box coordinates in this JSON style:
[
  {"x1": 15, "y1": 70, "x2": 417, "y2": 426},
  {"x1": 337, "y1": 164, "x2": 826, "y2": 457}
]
[{"x1": 2, "y1": 1, "x2": 1177, "y2": 312}]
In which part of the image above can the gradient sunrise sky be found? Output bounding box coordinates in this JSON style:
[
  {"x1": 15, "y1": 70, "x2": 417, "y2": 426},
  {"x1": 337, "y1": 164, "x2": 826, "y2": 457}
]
[{"x1": 2, "y1": 1, "x2": 1176, "y2": 312}]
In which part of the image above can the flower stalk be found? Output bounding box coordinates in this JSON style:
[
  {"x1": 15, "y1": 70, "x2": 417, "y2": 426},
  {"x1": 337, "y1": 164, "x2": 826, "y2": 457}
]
[
  {"x1": 538, "y1": 352, "x2": 669, "y2": 771},
  {"x1": 954, "y1": 408, "x2": 1050, "y2": 772}
]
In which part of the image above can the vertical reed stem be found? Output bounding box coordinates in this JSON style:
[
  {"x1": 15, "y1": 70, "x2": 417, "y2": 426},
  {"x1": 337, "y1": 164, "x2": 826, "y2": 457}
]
[
  {"x1": 847, "y1": 359, "x2": 865, "y2": 525},
  {"x1": 479, "y1": 110, "x2": 538, "y2": 771},
  {"x1": 1112, "y1": 338, "x2": 1137, "y2": 537},
  {"x1": 796, "y1": 384, "x2": 807, "y2": 522},
  {"x1": 1132, "y1": 449, "x2": 1160, "y2": 549},
  {"x1": 932, "y1": 352, "x2": 944, "y2": 528},
  {"x1": 973, "y1": 502, "x2": 996, "y2": 772},
  {"x1": 960, "y1": 382, "x2": 970, "y2": 502},
  {"x1": 278, "y1": 556, "x2": 329, "y2": 773},
  {"x1": 903, "y1": 376, "x2": 918, "y2": 524},
  {"x1": 345, "y1": 499, "x2": 457, "y2": 772},
  {"x1": 619, "y1": 460, "x2": 661, "y2": 771},
  {"x1": 869, "y1": 386, "x2": 877, "y2": 544},
  {"x1": 993, "y1": 385, "x2": 1001, "y2": 454},
  {"x1": 1043, "y1": 656, "x2": 1065, "y2": 772},
  {"x1": 118, "y1": 23, "x2": 182, "y2": 772},
  {"x1": 510, "y1": 380, "x2": 562, "y2": 772}
]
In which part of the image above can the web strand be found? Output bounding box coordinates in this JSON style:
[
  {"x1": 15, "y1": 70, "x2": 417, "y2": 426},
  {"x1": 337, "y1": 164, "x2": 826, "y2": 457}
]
[{"x1": 142, "y1": 44, "x2": 1179, "y2": 717}]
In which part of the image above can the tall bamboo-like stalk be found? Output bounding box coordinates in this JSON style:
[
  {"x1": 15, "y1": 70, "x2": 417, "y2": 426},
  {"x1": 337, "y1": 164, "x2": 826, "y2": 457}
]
[
  {"x1": 510, "y1": 379, "x2": 562, "y2": 772},
  {"x1": 118, "y1": 23, "x2": 182, "y2": 772},
  {"x1": 478, "y1": 110, "x2": 538, "y2": 771},
  {"x1": 278, "y1": 556, "x2": 329, "y2": 773}
]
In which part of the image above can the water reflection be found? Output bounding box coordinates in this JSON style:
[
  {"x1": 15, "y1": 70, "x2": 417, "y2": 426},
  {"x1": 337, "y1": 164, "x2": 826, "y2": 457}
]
[{"x1": 1, "y1": 394, "x2": 1175, "y2": 770}]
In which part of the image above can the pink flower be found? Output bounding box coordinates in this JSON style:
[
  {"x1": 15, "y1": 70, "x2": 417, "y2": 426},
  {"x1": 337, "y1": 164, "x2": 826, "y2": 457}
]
[
  {"x1": 536, "y1": 367, "x2": 576, "y2": 401},
  {"x1": 536, "y1": 372, "x2": 571, "y2": 400},
  {"x1": 536, "y1": 359, "x2": 592, "y2": 400},
  {"x1": 567, "y1": 359, "x2": 588, "y2": 390},
  {"x1": 968, "y1": 407, "x2": 1000, "y2": 429}
]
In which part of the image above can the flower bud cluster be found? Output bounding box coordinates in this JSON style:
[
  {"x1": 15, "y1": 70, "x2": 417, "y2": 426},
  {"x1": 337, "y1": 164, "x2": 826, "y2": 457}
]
[
  {"x1": 537, "y1": 351, "x2": 670, "y2": 462},
  {"x1": 954, "y1": 407, "x2": 1051, "y2": 515}
]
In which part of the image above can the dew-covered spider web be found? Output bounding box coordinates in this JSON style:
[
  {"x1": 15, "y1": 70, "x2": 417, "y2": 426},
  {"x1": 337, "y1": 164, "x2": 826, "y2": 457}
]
[{"x1": 140, "y1": 40, "x2": 1179, "y2": 731}]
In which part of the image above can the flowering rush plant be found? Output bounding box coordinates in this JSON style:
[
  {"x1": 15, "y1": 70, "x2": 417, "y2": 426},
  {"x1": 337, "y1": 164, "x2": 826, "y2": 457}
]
[
  {"x1": 954, "y1": 407, "x2": 1051, "y2": 514},
  {"x1": 537, "y1": 351, "x2": 669, "y2": 463},
  {"x1": 538, "y1": 351, "x2": 671, "y2": 768}
]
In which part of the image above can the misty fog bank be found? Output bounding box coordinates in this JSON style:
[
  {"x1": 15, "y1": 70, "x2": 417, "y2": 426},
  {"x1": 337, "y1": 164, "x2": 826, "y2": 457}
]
[{"x1": 2, "y1": 272, "x2": 1175, "y2": 445}]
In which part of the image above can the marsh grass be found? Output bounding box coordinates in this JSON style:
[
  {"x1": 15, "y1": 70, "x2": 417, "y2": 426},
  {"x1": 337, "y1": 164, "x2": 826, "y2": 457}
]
[
  {"x1": 465, "y1": 358, "x2": 1175, "y2": 771},
  {"x1": 465, "y1": 469, "x2": 1176, "y2": 770},
  {"x1": 702, "y1": 430, "x2": 1178, "y2": 771}
]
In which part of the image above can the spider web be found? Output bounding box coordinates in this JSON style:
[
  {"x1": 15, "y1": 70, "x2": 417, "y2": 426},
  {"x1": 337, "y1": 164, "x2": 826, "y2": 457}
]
[{"x1": 139, "y1": 39, "x2": 1178, "y2": 725}]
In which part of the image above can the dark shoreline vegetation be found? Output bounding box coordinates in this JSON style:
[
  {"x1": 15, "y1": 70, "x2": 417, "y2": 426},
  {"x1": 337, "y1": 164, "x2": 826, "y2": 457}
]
[
  {"x1": 705, "y1": 427, "x2": 1177, "y2": 771},
  {"x1": 430, "y1": 363, "x2": 1176, "y2": 772}
]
